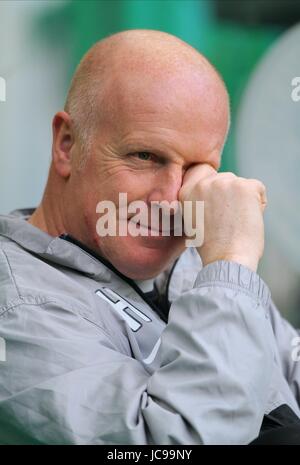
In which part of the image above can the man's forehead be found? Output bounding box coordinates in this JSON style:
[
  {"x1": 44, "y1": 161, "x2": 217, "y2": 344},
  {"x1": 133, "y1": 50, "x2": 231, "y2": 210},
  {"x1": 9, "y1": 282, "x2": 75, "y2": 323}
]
[
  {"x1": 103, "y1": 66, "x2": 227, "y2": 126},
  {"x1": 89, "y1": 52, "x2": 229, "y2": 168}
]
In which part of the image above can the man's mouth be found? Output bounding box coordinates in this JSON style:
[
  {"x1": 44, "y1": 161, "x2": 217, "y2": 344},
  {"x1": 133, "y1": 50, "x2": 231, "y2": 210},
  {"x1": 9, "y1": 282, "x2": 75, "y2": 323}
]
[{"x1": 127, "y1": 219, "x2": 175, "y2": 235}]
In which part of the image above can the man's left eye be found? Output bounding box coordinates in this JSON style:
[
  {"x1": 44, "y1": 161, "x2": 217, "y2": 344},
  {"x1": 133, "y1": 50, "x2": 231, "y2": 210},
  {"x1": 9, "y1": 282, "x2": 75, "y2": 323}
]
[{"x1": 135, "y1": 152, "x2": 152, "y2": 161}]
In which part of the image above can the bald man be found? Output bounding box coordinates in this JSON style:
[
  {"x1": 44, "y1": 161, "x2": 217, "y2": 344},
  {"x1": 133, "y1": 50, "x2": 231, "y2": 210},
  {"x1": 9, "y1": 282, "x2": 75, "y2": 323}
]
[{"x1": 0, "y1": 30, "x2": 300, "y2": 445}]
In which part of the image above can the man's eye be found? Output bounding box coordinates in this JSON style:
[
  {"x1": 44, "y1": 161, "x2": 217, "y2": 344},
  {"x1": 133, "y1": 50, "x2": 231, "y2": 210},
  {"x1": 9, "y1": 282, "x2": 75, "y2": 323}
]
[{"x1": 134, "y1": 152, "x2": 152, "y2": 161}]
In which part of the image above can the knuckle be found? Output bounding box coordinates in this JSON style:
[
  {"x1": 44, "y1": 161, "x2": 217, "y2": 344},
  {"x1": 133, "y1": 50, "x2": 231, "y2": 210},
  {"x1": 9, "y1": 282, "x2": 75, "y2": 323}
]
[
  {"x1": 216, "y1": 172, "x2": 236, "y2": 179},
  {"x1": 233, "y1": 178, "x2": 249, "y2": 195},
  {"x1": 210, "y1": 176, "x2": 230, "y2": 190},
  {"x1": 248, "y1": 178, "x2": 265, "y2": 190},
  {"x1": 194, "y1": 178, "x2": 209, "y2": 194}
]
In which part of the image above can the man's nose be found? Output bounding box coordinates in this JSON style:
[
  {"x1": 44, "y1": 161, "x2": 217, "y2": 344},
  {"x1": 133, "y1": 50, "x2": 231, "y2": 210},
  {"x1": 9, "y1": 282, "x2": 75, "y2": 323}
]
[{"x1": 147, "y1": 165, "x2": 183, "y2": 212}]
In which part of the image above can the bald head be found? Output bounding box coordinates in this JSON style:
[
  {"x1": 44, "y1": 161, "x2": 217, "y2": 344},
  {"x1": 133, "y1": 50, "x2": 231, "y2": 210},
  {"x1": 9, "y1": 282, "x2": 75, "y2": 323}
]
[
  {"x1": 64, "y1": 30, "x2": 229, "y2": 161},
  {"x1": 32, "y1": 30, "x2": 230, "y2": 276}
]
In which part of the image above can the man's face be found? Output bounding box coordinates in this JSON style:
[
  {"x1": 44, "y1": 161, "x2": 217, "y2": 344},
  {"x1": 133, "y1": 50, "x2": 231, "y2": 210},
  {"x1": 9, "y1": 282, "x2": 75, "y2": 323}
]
[{"x1": 67, "y1": 70, "x2": 229, "y2": 279}]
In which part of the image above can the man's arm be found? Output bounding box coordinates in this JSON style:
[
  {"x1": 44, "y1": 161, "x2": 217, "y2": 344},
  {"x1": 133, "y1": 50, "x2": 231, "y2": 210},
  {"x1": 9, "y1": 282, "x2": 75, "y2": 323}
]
[{"x1": 268, "y1": 299, "x2": 300, "y2": 406}]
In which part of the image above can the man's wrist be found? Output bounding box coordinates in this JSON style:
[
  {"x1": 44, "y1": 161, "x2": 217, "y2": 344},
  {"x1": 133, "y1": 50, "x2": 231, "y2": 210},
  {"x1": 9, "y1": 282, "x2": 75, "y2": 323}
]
[
  {"x1": 194, "y1": 260, "x2": 271, "y2": 308},
  {"x1": 217, "y1": 255, "x2": 258, "y2": 273},
  {"x1": 197, "y1": 251, "x2": 259, "y2": 273}
]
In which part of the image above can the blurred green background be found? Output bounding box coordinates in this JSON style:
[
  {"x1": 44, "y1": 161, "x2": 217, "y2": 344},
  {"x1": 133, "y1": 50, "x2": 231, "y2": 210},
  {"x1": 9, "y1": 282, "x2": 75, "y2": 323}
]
[
  {"x1": 1, "y1": 0, "x2": 298, "y2": 209},
  {"x1": 37, "y1": 0, "x2": 290, "y2": 173}
]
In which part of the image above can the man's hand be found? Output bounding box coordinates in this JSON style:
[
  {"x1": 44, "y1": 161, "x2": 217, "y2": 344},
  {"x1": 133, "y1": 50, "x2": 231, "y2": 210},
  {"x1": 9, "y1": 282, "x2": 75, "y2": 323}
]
[{"x1": 179, "y1": 164, "x2": 267, "y2": 272}]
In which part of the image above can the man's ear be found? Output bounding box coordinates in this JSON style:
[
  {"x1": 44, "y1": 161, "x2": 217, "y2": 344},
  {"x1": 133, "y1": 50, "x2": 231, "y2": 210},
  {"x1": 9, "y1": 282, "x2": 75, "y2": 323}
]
[{"x1": 52, "y1": 111, "x2": 75, "y2": 178}]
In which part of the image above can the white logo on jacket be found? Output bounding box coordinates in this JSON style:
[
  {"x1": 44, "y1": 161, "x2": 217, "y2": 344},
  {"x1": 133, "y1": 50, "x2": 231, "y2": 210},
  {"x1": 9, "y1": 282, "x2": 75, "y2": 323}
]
[
  {"x1": 291, "y1": 336, "x2": 300, "y2": 362},
  {"x1": 95, "y1": 287, "x2": 151, "y2": 332}
]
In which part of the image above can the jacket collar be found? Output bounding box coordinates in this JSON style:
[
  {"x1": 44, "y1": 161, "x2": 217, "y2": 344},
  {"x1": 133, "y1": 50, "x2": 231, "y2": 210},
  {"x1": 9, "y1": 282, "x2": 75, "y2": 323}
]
[
  {"x1": 0, "y1": 210, "x2": 111, "y2": 282},
  {"x1": 0, "y1": 209, "x2": 201, "y2": 296}
]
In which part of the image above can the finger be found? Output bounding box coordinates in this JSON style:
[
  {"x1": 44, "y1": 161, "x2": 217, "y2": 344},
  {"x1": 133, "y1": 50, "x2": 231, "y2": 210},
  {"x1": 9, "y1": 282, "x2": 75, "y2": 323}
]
[
  {"x1": 247, "y1": 179, "x2": 267, "y2": 209},
  {"x1": 182, "y1": 163, "x2": 217, "y2": 186}
]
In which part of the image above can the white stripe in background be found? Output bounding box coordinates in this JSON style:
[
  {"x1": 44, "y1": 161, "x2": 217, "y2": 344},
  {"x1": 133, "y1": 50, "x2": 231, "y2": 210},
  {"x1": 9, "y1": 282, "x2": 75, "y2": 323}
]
[{"x1": 0, "y1": 337, "x2": 6, "y2": 362}]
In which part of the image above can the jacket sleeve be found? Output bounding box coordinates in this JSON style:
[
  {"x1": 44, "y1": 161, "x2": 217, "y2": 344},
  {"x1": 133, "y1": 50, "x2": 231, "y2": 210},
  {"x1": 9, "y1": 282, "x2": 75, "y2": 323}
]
[
  {"x1": 268, "y1": 299, "x2": 300, "y2": 407},
  {"x1": 0, "y1": 261, "x2": 275, "y2": 445}
]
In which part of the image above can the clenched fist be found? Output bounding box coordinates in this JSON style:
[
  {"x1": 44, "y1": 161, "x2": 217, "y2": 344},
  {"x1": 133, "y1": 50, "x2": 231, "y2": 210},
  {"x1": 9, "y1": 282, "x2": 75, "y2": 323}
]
[{"x1": 179, "y1": 164, "x2": 267, "y2": 272}]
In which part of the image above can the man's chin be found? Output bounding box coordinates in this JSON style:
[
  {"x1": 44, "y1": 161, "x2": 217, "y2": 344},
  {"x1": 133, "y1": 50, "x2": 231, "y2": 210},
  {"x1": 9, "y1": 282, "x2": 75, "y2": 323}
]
[
  {"x1": 94, "y1": 235, "x2": 185, "y2": 280},
  {"x1": 113, "y1": 246, "x2": 182, "y2": 280},
  {"x1": 113, "y1": 255, "x2": 172, "y2": 280}
]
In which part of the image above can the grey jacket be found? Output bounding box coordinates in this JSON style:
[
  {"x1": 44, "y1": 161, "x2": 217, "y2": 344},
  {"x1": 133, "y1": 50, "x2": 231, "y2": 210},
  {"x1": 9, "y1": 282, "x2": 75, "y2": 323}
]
[{"x1": 0, "y1": 209, "x2": 299, "y2": 445}]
